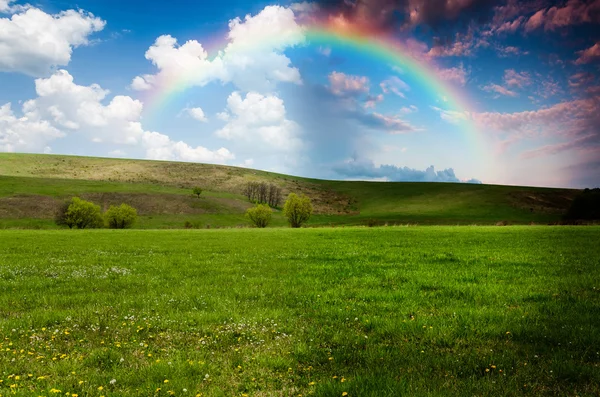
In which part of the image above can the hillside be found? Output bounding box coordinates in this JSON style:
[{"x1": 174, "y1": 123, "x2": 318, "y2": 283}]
[{"x1": 0, "y1": 153, "x2": 579, "y2": 228}]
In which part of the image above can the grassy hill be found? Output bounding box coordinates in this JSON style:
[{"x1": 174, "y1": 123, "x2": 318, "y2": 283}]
[{"x1": 0, "y1": 153, "x2": 579, "y2": 228}]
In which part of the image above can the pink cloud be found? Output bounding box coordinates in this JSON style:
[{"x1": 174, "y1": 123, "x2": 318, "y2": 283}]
[
  {"x1": 482, "y1": 83, "x2": 518, "y2": 97},
  {"x1": 575, "y1": 42, "x2": 600, "y2": 64},
  {"x1": 328, "y1": 72, "x2": 369, "y2": 96},
  {"x1": 525, "y1": 0, "x2": 600, "y2": 31},
  {"x1": 504, "y1": 69, "x2": 531, "y2": 88},
  {"x1": 436, "y1": 64, "x2": 468, "y2": 86}
]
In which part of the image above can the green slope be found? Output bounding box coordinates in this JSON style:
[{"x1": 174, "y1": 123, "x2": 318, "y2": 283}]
[{"x1": 0, "y1": 153, "x2": 579, "y2": 228}]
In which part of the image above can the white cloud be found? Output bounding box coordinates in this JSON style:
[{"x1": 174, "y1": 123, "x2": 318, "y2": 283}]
[
  {"x1": 131, "y1": 5, "x2": 305, "y2": 93},
  {"x1": 23, "y1": 70, "x2": 144, "y2": 144},
  {"x1": 0, "y1": 102, "x2": 64, "y2": 152},
  {"x1": 0, "y1": 0, "x2": 28, "y2": 13},
  {"x1": 130, "y1": 76, "x2": 153, "y2": 91},
  {"x1": 108, "y1": 149, "x2": 126, "y2": 157},
  {"x1": 318, "y1": 46, "x2": 331, "y2": 56},
  {"x1": 0, "y1": 70, "x2": 235, "y2": 164},
  {"x1": 380, "y1": 76, "x2": 410, "y2": 97},
  {"x1": 0, "y1": 7, "x2": 105, "y2": 76},
  {"x1": 142, "y1": 131, "x2": 234, "y2": 163},
  {"x1": 186, "y1": 107, "x2": 208, "y2": 123},
  {"x1": 216, "y1": 91, "x2": 302, "y2": 152}
]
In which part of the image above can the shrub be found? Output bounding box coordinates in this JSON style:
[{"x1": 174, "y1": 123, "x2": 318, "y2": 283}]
[
  {"x1": 105, "y1": 204, "x2": 138, "y2": 229},
  {"x1": 192, "y1": 187, "x2": 203, "y2": 198},
  {"x1": 283, "y1": 193, "x2": 313, "y2": 228},
  {"x1": 55, "y1": 200, "x2": 73, "y2": 228},
  {"x1": 246, "y1": 204, "x2": 272, "y2": 228},
  {"x1": 62, "y1": 197, "x2": 103, "y2": 229}
]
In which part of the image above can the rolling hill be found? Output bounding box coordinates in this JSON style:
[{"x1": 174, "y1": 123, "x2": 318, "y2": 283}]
[{"x1": 0, "y1": 153, "x2": 579, "y2": 228}]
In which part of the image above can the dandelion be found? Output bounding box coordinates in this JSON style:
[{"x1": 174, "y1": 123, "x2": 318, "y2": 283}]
[
  {"x1": 328, "y1": 357, "x2": 333, "y2": 361},
  {"x1": 342, "y1": 393, "x2": 348, "y2": 396},
  {"x1": 98, "y1": 386, "x2": 104, "y2": 391},
  {"x1": 78, "y1": 380, "x2": 84, "y2": 385},
  {"x1": 341, "y1": 377, "x2": 346, "y2": 383},
  {"x1": 309, "y1": 382, "x2": 315, "y2": 386},
  {"x1": 164, "y1": 379, "x2": 169, "y2": 383},
  {"x1": 50, "y1": 389, "x2": 61, "y2": 393}
]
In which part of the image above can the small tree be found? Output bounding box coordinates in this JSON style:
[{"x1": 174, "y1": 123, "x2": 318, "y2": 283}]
[
  {"x1": 55, "y1": 200, "x2": 74, "y2": 229},
  {"x1": 283, "y1": 193, "x2": 313, "y2": 228},
  {"x1": 192, "y1": 187, "x2": 203, "y2": 198},
  {"x1": 64, "y1": 197, "x2": 104, "y2": 229},
  {"x1": 246, "y1": 204, "x2": 272, "y2": 228},
  {"x1": 105, "y1": 203, "x2": 138, "y2": 229}
]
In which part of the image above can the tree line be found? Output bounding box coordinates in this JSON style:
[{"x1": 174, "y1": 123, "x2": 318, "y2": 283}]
[{"x1": 243, "y1": 182, "x2": 282, "y2": 208}]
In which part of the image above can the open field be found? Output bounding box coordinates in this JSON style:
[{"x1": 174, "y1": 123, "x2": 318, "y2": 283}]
[
  {"x1": 1, "y1": 226, "x2": 599, "y2": 396},
  {"x1": 0, "y1": 154, "x2": 580, "y2": 228}
]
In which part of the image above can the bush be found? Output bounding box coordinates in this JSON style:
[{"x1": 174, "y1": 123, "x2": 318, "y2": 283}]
[
  {"x1": 192, "y1": 187, "x2": 203, "y2": 198},
  {"x1": 62, "y1": 197, "x2": 103, "y2": 229},
  {"x1": 564, "y1": 188, "x2": 600, "y2": 220},
  {"x1": 246, "y1": 204, "x2": 272, "y2": 228},
  {"x1": 55, "y1": 200, "x2": 73, "y2": 228},
  {"x1": 283, "y1": 193, "x2": 313, "y2": 228},
  {"x1": 105, "y1": 204, "x2": 138, "y2": 229}
]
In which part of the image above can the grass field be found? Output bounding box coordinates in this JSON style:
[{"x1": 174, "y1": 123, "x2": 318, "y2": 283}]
[
  {"x1": 1, "y1": 226, "x2": 599, "y2": 396},
  {"x1": 0, "y1": 153, "x2": 581, "y2": 228}
]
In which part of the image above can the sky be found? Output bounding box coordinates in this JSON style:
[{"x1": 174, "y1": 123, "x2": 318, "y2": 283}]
[{"x1": 0, "y1": 0, "x2": 599, "y2": 188}]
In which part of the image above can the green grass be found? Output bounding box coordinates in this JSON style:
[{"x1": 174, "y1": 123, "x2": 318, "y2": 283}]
[
  {"x1": 0, "y1": 153, "x2": 581, "y2": 228},
  {"x1": 1, "y1": 226, "x2": 599, "y2": 396}
]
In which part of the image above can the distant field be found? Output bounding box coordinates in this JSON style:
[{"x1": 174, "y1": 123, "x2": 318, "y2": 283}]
[
  {"x1": 0, "y1": 153, "x2": 580, "y2": 228},
  {"x1": 1, "y1": 226, "x2": 599, "y2": 396}
]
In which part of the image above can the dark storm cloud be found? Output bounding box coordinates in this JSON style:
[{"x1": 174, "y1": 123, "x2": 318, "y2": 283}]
[{"x1": 313, "y1": 0, "x2": 503, "y2": 32}]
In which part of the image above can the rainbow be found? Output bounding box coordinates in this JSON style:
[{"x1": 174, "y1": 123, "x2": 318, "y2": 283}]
[{"x1": 142, "y1": 19, "x2": 482, "y2": 157}]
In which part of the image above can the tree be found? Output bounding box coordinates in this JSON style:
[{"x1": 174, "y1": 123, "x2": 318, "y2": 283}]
[
  {"x1": 283, "y1": 193, "x2": 313, "y2": 228},
  {"x1": 243, "y1": 182, "x2": 282, "y2": 207},
  {"x1": 192, "y1": 187, "x2": 203, "y2": 198},
  {"x1": 105, "y1": 203, "x2": 138, "y2": 229},
  {"x1": 564, "y1": 188, "x2": 600, "y2": 220},
  {"x1": 246, "y1": 204, "x2": 272, "y2": 228},
  {"x1": 55, "y1": 200, "x2": 74, "y2": 229},
  {"x1": 63, "y1": 197, "x2": 104, "y2": 229}
]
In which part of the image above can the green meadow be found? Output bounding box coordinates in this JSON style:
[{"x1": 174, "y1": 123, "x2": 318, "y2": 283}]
[
  {"x1": 0, "y1": 154, "x2": 580, "y2": 228},
  {"x1": 1, "y1": 226, "x2": 599, "y2": 396}
]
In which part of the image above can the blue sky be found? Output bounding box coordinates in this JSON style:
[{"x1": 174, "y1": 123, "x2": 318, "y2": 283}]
[{"x1": 1, "y1": 0, "x2": 599, "y2": 188}]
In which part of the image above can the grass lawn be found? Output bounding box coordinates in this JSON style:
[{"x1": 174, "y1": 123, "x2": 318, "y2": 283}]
[{"x1": 1, "y1": 226, "x2": 599, "y2": 396}]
